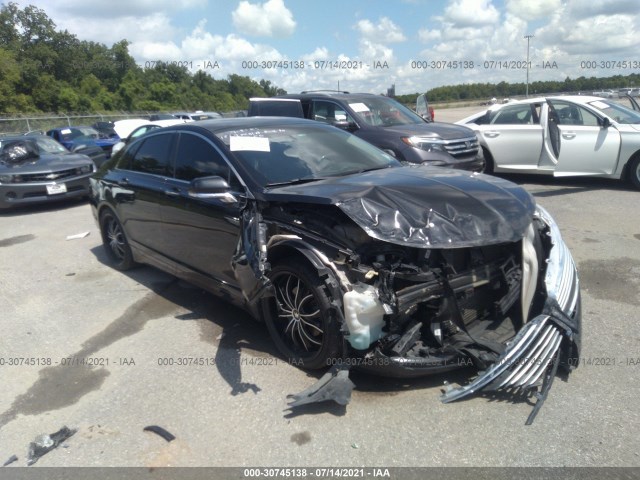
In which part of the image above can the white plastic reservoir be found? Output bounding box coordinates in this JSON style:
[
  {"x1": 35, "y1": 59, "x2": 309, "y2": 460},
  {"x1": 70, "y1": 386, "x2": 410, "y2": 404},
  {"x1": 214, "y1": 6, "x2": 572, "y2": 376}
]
[{"x1": 343, "y1": 283, "x2": 386, "y2": 350}]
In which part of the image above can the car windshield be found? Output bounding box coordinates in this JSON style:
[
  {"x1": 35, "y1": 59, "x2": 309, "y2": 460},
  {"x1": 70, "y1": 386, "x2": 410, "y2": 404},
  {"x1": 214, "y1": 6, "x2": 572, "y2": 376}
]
[
  {"x1": 587, "y1": 100, "x2": 640, "y2": 124},
  {"x1": 58, "y1": 127, "x2": 98, "y2": 141},
  {"x1": 216, "y1": 125, "x2": 400, "y2": 187},
  {"x1": 348, "y1": 96, "x2": 425, "y2": 127},
  {"x1": 33, "y1": 136, "x2": 68, "y2": 153},
  {"x1": 0, "y1": 136, "x2": 68, "y2": 158},
  {"x1": 77, "y1": 127, "x2": 100, "y2": 138}
]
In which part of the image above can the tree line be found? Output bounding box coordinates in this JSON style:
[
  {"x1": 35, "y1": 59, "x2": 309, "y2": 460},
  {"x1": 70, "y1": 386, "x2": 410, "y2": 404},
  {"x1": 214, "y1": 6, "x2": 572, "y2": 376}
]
[
  {"x1": 3, "y1": 2, "x2": 639, "y2": 115},
  {"x1": 395, "y1": 75, "x2": 640, "y2": 105},
  {"x1": 0, "y1": 2, "x2": 284, "y2": 115}
]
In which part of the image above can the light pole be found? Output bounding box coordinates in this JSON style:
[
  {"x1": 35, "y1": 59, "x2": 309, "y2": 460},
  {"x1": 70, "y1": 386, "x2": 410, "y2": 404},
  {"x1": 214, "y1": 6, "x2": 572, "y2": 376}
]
[{"x1": 524, "y1": 34, "x2": 534, "y2": 97}]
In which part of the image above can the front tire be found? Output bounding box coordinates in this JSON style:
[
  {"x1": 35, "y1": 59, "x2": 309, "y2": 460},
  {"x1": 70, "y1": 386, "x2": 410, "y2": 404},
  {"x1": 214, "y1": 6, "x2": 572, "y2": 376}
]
[
  {"x1": 264, "y1": 259, "x2": 343, "y2": 369},
  {"x1": 99, "y1": 209, "x2": 135, "y2": 271}
]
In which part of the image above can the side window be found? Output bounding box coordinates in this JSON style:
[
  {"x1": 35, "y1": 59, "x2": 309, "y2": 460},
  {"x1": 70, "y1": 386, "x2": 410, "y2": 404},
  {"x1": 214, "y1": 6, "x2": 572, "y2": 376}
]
[
  {"x1": 549, "y1": 101, "x2": 600, "y2": 126},
  {"x1": 312, "y1": 101, "x2": 353, "y2": 124},
  {"x1": 130, "y1": 125, "x2": 156, "y2": 140},
  {"x1": 174, "y1": 133, "x2": 240, "y2": 188},
  {"x1": 490, "y1": 104, "x2": 536, "y2": 125},
  {"x1": 115, "y1": 141, "x2": 141, "y2": 170},
  {"x1": 130, "y1": 133, "x2": 173, "y2": 176}
]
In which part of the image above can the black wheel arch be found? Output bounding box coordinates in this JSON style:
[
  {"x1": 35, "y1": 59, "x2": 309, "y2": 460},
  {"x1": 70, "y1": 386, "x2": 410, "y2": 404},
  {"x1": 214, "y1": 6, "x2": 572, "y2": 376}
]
[
  {"x1": 623, "y1": 150, "x2": 640, "y2": 189},
  {"x1": 481, "y1": 146, "x2": 495, "y2": 174},
  {"x1": 260, "y1": 246, "x2": 348, "y2": 369}
]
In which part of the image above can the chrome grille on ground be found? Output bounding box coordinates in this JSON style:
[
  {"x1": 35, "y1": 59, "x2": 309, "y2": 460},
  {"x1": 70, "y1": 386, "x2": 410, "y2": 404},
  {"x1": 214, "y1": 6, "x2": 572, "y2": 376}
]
[{"x1": 441, "y1": 315, "x2": 564, "y2": 424}]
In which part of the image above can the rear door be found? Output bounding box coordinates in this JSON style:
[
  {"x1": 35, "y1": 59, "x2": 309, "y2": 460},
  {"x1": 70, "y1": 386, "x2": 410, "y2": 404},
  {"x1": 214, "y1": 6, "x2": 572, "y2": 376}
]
[
  {"x1": 547, "y1": 99, "x2": 621, "y2": 176},
  {"x1": 112, "y1": 133, "x2": 175, "y2": 255},
  {"x1": 475, "y1": 102, "x2": 544, "y2": 170}
]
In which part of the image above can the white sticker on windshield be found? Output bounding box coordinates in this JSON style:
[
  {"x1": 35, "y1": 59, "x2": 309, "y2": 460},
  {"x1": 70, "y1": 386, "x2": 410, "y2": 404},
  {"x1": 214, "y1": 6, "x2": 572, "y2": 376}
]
[
  {"x1": 229, "y1": 136, "x2": 270, "y2": 152},
  {"x1": 61, "y1": 128, "x2": 72, "y2": 134},
  {"x1": 590, "y1": 101, "x2": 609, "y2": 110},
  {"x1": 349, "y1": 102, "x2": 370, "y2": 113}
]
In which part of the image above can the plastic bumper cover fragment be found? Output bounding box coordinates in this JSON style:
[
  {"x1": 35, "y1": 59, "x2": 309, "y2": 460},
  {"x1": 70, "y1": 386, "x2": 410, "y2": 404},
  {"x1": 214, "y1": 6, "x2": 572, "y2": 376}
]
[{"x1": 287, "y1": 365, "x2": 355, "y2": 408}]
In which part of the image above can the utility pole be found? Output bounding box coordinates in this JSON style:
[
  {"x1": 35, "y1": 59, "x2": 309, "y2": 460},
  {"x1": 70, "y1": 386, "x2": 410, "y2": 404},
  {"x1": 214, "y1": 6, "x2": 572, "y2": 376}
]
[{"x1": 524, "y1": 34, "x2": 534, "y2": 97}]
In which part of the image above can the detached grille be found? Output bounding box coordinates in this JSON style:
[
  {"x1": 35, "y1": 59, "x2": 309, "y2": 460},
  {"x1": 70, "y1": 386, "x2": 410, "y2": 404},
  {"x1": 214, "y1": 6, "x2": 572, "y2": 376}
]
[{"x1": 442, "y1": 136, "x2": 479, "y2": 158}]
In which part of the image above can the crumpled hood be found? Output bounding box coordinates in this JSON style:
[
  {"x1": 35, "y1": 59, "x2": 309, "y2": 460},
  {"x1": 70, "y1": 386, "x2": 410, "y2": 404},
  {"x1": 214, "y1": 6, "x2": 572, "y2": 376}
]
[
  {"x1": 263, "y1": 166, "x2": 536, "y2": 248},
  {"x1": 382, "y1": 122, "x2": 477, "y2": 141}
]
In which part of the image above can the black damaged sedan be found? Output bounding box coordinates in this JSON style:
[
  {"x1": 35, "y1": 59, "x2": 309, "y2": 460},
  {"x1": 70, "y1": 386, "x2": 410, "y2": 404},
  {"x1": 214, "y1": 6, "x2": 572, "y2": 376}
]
[{"x1": 90, "y1": 118, "x2": 581, "y2": 422}]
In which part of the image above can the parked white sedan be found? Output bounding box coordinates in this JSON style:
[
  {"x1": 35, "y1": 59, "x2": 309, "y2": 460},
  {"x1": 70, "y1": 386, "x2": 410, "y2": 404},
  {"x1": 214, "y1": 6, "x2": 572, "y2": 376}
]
[{"x1": 457, "y1": 96, "x2": 640, "y2": 189}]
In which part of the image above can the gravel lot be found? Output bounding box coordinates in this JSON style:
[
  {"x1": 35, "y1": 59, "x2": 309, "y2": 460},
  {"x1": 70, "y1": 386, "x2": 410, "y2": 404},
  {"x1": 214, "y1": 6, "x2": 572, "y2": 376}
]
[{"x1": 1, "y1": 147, "x2": 639, "y2": 470}]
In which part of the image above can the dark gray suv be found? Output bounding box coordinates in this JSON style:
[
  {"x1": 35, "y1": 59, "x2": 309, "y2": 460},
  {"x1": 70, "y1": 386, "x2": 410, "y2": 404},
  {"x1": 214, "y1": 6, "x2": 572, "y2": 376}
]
[{"x1": 251, "y1": 91, "x2": 484, "y2": 171}]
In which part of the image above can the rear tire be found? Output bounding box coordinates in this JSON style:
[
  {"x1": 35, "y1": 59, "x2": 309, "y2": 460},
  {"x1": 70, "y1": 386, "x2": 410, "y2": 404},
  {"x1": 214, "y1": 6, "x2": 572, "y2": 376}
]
[
  {"x1": 264, "y1": 258, "x2": 343, "y2": 369},
  {"x1": 99, "y1": 209, "x2": 135, "y2": 270},
  {"x1": 481, "y1": 147, "x2": 494, "y2": 174}
]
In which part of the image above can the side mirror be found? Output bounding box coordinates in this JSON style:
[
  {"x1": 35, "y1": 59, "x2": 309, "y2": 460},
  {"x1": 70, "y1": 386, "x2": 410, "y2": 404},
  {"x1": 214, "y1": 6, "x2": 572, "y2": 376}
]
[
  {"x1": 72, "y1": 143, "x2": 94, "y2": 152},
  {"x1": 188, "y1": 176, "x2": 237, "y2": 203},
  {"x1": 601, "y1": 117, "x2": 611, "y2": 129},
  {"x1": 332, "y1": 120, "x2": 358, "y2": 132}
]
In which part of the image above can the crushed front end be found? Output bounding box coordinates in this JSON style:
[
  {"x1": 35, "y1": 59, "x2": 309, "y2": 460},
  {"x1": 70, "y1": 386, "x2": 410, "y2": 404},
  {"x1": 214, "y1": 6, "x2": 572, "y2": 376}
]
[
  {"x1": 276, "y1": 202, "x2": 579, "y2": 422},
  {"x1": 237, "y1": 168, "x2": 580, "y2": 422}
]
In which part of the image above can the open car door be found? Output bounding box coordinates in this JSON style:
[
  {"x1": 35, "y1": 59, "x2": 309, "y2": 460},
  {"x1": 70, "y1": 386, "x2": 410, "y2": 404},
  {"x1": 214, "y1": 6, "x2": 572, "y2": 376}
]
[{"x1": 548, "y1": 99, "x2": 621, "y2": 176}]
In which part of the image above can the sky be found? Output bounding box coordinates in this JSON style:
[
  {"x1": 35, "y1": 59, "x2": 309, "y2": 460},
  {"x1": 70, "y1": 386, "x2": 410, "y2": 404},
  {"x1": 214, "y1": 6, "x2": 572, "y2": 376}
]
[{"x1": 16, "y1": 0, "x2": 640, "y2": 95}]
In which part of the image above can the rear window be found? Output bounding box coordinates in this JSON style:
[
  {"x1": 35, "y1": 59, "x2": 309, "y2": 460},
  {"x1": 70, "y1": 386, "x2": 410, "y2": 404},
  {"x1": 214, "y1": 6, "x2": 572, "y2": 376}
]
[{"x1": 248, "y1": 99, "x2": 304, "y2": 118}]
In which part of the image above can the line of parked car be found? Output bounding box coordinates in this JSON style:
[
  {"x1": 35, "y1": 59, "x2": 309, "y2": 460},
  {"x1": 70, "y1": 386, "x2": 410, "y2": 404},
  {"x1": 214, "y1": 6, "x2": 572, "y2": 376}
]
[{"x1": 0, "y1": 112, "x2": 222, "y2": 209}]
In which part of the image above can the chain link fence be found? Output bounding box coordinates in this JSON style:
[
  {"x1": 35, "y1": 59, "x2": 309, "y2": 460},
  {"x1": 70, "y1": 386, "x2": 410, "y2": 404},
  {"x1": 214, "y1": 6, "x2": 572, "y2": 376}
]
[{"x1": 0, "y1": 113, "x2": 157, "y2": 135}]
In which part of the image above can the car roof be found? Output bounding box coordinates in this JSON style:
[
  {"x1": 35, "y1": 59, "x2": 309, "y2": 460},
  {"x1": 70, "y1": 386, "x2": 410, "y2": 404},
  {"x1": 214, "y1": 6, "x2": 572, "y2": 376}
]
[
  {"x1": 277, "y1": 92, "x2": 382, "y2": 102},
  {"x1": 165, "y1": 116, "x2": 324, "y2": 134}
]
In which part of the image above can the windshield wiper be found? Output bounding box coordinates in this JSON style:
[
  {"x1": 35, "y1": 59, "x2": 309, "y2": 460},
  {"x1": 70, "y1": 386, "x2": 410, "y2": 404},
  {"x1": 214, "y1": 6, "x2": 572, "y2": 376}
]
[
  {"x1": 343, "y1": 165, "x2": 392, "y2": 176},
  {"x1": 265, "y1": 177, "x2": 325, "y2": 187}
]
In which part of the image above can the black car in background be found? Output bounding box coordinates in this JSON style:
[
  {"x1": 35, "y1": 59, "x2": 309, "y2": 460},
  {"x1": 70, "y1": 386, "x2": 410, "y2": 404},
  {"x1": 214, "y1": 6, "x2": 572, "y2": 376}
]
[
  {"x1": 90, "y1": 117, "x2": 580, "y2": 420},
  {"x1": 249, "y1": 92, "x2": 484, "y2": 171},
  {"x1": 0, "y1": 135, "x2": 95, "y2": 209}
]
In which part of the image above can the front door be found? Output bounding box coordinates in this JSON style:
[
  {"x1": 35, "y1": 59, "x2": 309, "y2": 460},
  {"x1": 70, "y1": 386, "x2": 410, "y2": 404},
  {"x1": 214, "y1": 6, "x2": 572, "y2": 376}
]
[
  {"x1": 159, "y1": 132, "x2": 243, "y2": 287},
  {"x1": 547, "y1": 100, "x2": 621, "y2": 176}
]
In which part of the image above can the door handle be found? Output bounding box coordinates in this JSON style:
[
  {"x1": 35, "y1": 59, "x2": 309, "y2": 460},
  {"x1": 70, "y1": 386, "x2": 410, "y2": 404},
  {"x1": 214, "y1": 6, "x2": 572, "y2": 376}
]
[
  {"x1": 562, "y1": 132, "x2": 576, "y2": 139},
  {"x1": 484, "y1": 131, "x2": 500, "y2": 138},
  {"x1": 164, "y1": 188, "x2": 180, "y2": 197},
  {"x1": 117, "y1": 178, "x2": 130, "y2": 186}
]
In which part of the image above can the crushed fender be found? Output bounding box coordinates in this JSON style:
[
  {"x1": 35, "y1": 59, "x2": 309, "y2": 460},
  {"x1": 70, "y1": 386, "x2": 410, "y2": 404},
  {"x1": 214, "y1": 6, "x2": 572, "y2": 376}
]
[
  {"x1": 287, "y1": 365, "x2": 355, "y2": 408},
  {"x1": 27, "y1": 426, "x2": 77, "y2": 466},
  {"x1": 143, "y1": 425, "x2": 176, "y2": 442}
]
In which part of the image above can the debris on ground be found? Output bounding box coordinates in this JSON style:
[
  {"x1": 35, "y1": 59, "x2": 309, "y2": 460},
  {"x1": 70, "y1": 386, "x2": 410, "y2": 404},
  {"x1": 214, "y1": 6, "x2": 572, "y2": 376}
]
[
  {"x1": 143, "y1": 425, "x2": 176, "y2": 442},
  {"x1": 27, "y1": 426, "x2": 77, "y2": 466},
  {"x1": 287, "y1": 365, "x2": 355, "y2": 408},
  {"x1": 66, "y1": 232, "x2": 90, "y2": 240},
  {"x1": 3, "y1": 455, "x2": 18, "y2": 467}
]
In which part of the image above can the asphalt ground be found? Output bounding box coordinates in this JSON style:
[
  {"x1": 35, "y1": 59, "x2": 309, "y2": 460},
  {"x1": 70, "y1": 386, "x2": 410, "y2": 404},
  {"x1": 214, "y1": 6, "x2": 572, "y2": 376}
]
[{"x1": 1, "y1": 115, "x2": 639, "y2": 470}]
